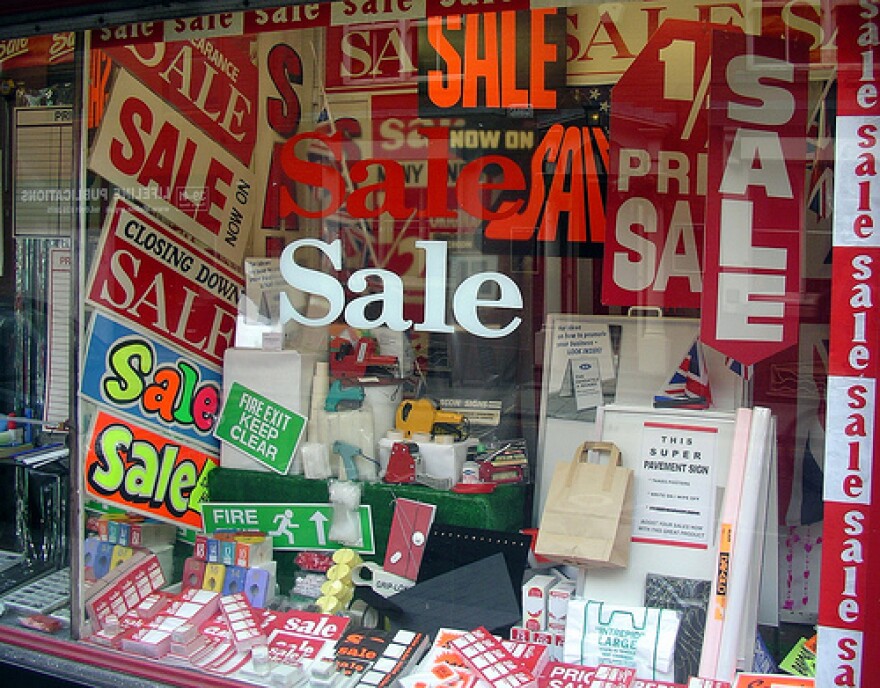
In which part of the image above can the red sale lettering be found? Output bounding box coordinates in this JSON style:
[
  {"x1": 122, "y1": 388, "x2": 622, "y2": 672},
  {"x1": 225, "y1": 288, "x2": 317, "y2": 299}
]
[
  {"x1": 483, "y1": 124, "x2": 608, "y2": 243},
  {"x1": 109, "y1": 96, "x2": 233, "y2": 238},
  {"x1": 425, "y1": 9, "x2": 559, "y2": 109},
  {"x1": 106, "y1": 37, "x2": 257, "y2": 164},
  {"x1": 277, "y1": 123, "x2": 605, "y2": 247},
  {"x1": 266, "y1": 43, "x2": 304, "y2": 138},
  {"x1": 700, "y1": 30, "x2": 806, "y2": 366}
]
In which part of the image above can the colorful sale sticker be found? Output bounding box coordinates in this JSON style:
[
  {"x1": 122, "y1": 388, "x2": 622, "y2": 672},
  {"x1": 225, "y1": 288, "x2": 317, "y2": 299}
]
[{"x1": 84, "y1": 410, "x2": 219, "y2": 530}]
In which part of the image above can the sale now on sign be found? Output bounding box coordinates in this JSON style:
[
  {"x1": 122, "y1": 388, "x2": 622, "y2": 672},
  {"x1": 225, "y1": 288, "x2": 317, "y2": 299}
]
[
  {"x1": 214, "y1": 382, "x2": 307, "y2": 474},
  {"x1": 89, "y1": 68, "x2": 257, "y2": 265},
  {"x1": 84, "y1": 410, "x2": 219, "y2": 529},
  {"x1": 85, "y1": 195, "x2": 242, "y2": 368}
]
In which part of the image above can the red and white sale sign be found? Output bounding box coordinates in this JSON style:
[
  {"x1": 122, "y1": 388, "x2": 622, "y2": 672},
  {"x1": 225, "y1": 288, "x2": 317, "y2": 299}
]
[
  {"x1": 700, "y1": 30, "x2": 807, "y2": 366},
  {"x1": 103, "y1": 37, "x2": 258, "y2": 166},
  {"x1": 85, "y1": 195, "x2": 242, "y2": 368},
  {"x1": 816, "y1": 3, "x2": 880, "y2": 687},
  {"x1": 89, "y1": 69, "x2": 257, "y2": 266},
  {"x1": 601, "y1": 20, "x2": 715, "y2": 309}
]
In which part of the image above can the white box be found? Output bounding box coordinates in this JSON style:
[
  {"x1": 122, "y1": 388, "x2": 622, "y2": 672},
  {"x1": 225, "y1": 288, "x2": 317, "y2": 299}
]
[
  {"x1": 522, "y1": 574, "x2": 556, "y2": 632},
  {"x1": 547, "y1": 580, "x2": 575, "y2": 631}
]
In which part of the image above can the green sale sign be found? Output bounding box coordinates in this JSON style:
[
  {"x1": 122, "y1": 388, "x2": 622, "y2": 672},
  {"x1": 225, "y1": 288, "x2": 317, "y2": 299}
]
[{"x1": 214, "y1": 382, "x2": 306, "y2": 474}]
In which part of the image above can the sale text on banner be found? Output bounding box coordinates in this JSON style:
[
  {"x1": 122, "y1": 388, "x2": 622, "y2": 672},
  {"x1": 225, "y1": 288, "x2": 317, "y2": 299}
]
[
  {"x1": 214, "y1": 382, "x2": 307, "y2": 474},
  {"x1": 81, "y1": 312, "x2": 222, "y2": 452},
  {"x1": 84, "y1": 410, "x2": 219, "y2": 530},
  {"x1": 103, "y1": 37, "x2": 258, "y2": 166},
  {"x1": 85, "y1": 195, "x2": 242, "y2": 369},
  {"x1": 89, "y1": 69, "x2": 257, "y2": 265},
  {"x1": 601, "y1": 20, "x2": 713, "y2": 309},
  {"x1": 201, "y1": 502, "x2": 375, "y2": 554},
  {"x1": 700, "y1": 30, "x2": 806, "y2": 366}
]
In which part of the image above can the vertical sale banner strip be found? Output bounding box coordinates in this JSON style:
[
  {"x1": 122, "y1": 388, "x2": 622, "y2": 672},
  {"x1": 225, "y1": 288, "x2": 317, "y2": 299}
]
[
  {"x1": 817, "y1": 3, "x2": 880, "y2": 687},
  {"x1": 701, "y1": 30, "x2": 807, "y2": 366}
]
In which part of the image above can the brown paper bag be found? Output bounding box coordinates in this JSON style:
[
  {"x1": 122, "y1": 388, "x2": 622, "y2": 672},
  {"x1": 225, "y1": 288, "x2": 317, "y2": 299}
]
[{"x1": 535, "y1": 442, "x2": 634, "y2": 568}]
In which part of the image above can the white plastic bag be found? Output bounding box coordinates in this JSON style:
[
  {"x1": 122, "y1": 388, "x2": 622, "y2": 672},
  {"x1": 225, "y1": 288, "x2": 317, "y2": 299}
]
[{"x1": 564, "y1": 598, "x2": 680, "y2": 681}]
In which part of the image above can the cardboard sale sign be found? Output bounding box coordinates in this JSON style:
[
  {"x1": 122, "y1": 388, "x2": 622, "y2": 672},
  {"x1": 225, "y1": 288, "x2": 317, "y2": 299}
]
[
  {"x1": 701, "y1": 30, "x2": 806, "y2": 366},
  {"x1": 85, "y1": 195, "x2": 243, "y2": 368},
  {"x1": 103, "y1": 37, "x2": 258, "y2": 166},
  {"x1": 89, "y1": 69, "x2": 257, "y2": 265},
  {"x1": 84, "y1": 410, "x2": 219, "y2": 529}
]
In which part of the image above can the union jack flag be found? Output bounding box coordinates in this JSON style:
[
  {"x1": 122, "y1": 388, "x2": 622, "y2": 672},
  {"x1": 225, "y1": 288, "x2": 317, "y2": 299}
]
[
  {"x1": 806, "y1": 78, "x2": 835, "y2": 221},
  {"x1": 654, "y1": 337, "x2": 712, "y2": 409}
]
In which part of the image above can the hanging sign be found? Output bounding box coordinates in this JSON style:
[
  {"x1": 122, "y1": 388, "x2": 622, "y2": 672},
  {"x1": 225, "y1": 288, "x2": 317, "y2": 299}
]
[
  {"x1": 601, "y1": 20, "x2": 715, "y2": 309},
  {"x1": 80, "y1": 312, "x2": 222, "y2": 452},
  {"x1": 103, "y1": 37, "x2": 258, "y2": 166},
  {"x1": 700, "y1": 30, "x2": 807, "y2": 366},
  {"x1": 816, "y1": 3, "x2": 880, "y2": 687},
  {"x1": 214, "y1": 382, "x2": 307, "y2": 474},
  {"x1": 0, "y1": 33, "x2": 74, "y2": 72},
  {"x1": 85, "y1": 195, "x2": 242, "y2": 368},
  {"x1": 89, "y1": 68, "x2": 257, "y2": 265},
  {"x1": 84, "y1": 410, "x2": 218, "y2": 530}
]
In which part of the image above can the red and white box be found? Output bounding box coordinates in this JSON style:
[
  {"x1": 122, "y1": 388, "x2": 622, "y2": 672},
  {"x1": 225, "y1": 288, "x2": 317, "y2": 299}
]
[
  {"x1": 588, "y1": 665, "x2": 636, "y2": 688},
  {"x1": 450, "y1": 627, "x2": 538, "y2": 688},
  {"x1": 523, "y1": 575, "x2": 556, "y2": 632},
  {"x1": 547, "y1": 581, "x2": 575, "y2": 632},
  {"x1": 220, "y1": 592, "x2": 267, "y2": 652}
]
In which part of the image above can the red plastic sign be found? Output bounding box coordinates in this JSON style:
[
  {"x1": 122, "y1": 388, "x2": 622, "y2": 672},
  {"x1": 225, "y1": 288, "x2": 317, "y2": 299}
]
[{"x1": 700, "y1": 30, "x2": 806, "y2": 366}]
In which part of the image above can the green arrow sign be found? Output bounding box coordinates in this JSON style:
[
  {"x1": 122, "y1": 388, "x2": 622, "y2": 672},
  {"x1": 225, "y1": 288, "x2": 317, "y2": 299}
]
[
  {"x1": 214, "y1": 382, "x2": 306, "y2": 474},
  {"x1": 200, "y1": 502, "x2": 375, "y2": 554}
]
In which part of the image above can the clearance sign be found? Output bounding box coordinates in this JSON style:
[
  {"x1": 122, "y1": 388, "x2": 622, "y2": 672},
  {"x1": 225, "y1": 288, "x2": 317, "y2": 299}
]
[
  {"x1": 84, "y1": 410, "x2": 218, "y2": 530},
  {"x1": 817, "y1": 3, "x2": 880, "y2": 686}
]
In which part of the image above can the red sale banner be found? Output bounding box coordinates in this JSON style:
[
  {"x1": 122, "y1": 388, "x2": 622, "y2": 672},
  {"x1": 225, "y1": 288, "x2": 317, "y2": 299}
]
[
  {"x1": 103, "y1": 37, "x2": 258, "y2": 166},
  {"x1": 601, "y1": 20, "x2": 717, "y2": 309},
  {"x1": 85, "y1": 195, "x2": 243, "y2": 368},
  {"x1": 89, "y1": 69, "x2": 258, "y2": 266},
  {"x1": 700, "y1": 30, "x2": 807, "y2": 366},
  {"x1": 817, "y1": 3, "x2": 880, "y2": 687}
]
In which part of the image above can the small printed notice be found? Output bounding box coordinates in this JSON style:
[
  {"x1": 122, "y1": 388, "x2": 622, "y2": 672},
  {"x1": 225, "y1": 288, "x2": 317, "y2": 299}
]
[
  {"x1": 546, "y1": 320, "x2": 617, "y2": 421},
  {"x1": 215, "y1": 382, "x2": 306, "y2": 474},
  {"x1": 633, "y1": 421, "x2": 718, "y2": 549},
  {"x1": 563, "y1": 356, "x2": 603, "y2": 411}
]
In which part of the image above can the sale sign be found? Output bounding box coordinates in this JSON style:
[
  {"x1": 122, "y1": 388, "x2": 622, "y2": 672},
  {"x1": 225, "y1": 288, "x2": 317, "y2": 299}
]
[
  {"x1": 89, "y1": 69, "x2": 257, "y2": 266},
  {"x1": 103, "y1": 37, "x2": 258, "y2": 166},
  {"x1": 700, "y1": 30, "x2": 806, "y2": 366},
  {"x1": 601, "y1": 20, "x2": 715, "y2": 309},
  {"x1": 80, "y1": 312, "x2": 222, "y2": 452},
  {"x1": 816, "y1": 3, "x2": 880, "y2": 687},
  {"x1": 85, "y1": 195, "x2": 243, "y2": 368},
  {"x1": 84, "y1": 410, "x2": 218, "y2": 530}
]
